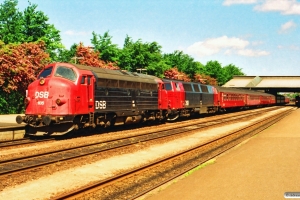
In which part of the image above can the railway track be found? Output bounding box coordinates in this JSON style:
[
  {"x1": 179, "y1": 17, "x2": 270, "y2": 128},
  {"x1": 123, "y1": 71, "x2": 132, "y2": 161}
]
[
  {"x1": 0, "y1": 137, "x2": 55, "y2": 148},
  {"x1": 0, "y1": 107, "x2": 280, "y2": 178},
  {"x1": 52, "y1": 107, "x2": 294, "y2": 200}
]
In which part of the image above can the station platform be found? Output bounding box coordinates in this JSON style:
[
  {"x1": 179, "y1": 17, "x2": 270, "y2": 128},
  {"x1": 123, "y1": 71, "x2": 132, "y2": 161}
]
[
  {"x1": 144, "y1": 108, "x2": 300, "y2": 200},
  {"x1": 0, "y1": 114, "x2": 23, "y2": 127},
  {"x1": 0, "y1": 114, "x2": 24, "y2": 140}
]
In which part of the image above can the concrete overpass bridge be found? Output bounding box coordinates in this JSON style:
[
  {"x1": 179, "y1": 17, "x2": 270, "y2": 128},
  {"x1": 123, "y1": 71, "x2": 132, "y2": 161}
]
[{"x1": 223, "y1": 76, "x2": 300, "y2": 94}]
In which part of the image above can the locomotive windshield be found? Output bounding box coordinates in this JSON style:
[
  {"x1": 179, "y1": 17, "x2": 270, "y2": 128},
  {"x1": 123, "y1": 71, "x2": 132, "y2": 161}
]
[
  {"x1": 54, "y1": 66, "x2": 77, "y2": 81},
  {"x1": 38, "y1": 67, "x2": 53, "y2": 79}
]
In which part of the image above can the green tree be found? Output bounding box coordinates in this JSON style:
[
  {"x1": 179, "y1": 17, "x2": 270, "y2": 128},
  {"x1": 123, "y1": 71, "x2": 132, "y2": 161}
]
[
  {"x1": 162, "y1": 50, "x2": 203, "y2": 79},
  {"x1": 0, "y1": 0, "x2": 63, "y2": 61},
  {"x1": 147, "y1": 60, "x2": 170, "y2": 78},
  {"x1": 57, "y1": 43, "x2": 78, "y2": 63},
  {"x1": 91, "y1": 31, "x2": 120, "y2": 63},
  {"x1": 118, "y1": 35, "x2": 163, "y2": 73},
  {"x1": 223, "y1": 64, "x2": 245, "y2": 83},
  {"x1": 0, "y1": 0, "x2": 23, "y2": 43},
  {"x1": 203, "y1": 61, "x2": 226, "y2": 86}
]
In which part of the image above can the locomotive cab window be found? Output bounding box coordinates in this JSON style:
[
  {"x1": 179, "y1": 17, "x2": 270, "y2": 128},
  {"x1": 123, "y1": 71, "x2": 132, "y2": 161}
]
[
  {"x1": 87, "y1": 76, "x2": 91, "y2": 85},
  {"x1": 175, "y1": 82, "x2": 181, "y2": 91},
  {"x1": 164, "y1": 83, "x2": 172, "y2": 91},
  {"x1": 81, "y1": 76, "x2": 86, "y2": 84},
  {"x1": 55, "y1": 66, "x2": 77, "y2": 81},
  {"x1": 38, "y1": 67, "x2": 53, "y2": 79}
]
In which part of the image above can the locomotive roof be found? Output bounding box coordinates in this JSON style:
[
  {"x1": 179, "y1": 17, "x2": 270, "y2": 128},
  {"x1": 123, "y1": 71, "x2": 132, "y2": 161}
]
[
  {"x1": 73, "y1": 64, "x2": 159, "y2": 84},
  {"x1": 215, "y1": 86, "x2": 274, "y2": 96}
]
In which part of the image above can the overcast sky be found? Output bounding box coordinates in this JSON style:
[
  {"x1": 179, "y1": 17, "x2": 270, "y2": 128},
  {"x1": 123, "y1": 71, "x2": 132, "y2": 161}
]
[{"x1": 17, "y1": 0, "x2": 300, "y2": 76}]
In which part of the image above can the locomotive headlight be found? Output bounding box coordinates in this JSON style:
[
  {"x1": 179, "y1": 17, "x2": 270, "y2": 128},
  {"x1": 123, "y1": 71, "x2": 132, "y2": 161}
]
[
  {"x1": 39, "y1": 78, "x2": 45, "y2": 85},
  {"x1": 56, "y1": 98, "x2": 66, "y2": 105}
]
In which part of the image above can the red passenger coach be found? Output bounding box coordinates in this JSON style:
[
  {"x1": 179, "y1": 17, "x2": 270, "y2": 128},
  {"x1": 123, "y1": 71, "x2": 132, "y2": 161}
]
[
  {"x1": 215, "y1": 86, "x2": 247, "y2": 110},
  {"x1": 215, "y1": 86, "x2": 275, "y2": 110},
  {"x1": 260, "y1": 94, "x2": 275, "y2": 105},
  {"x1": 246, "y1": 93, "x2": 260, "y2": 106}
]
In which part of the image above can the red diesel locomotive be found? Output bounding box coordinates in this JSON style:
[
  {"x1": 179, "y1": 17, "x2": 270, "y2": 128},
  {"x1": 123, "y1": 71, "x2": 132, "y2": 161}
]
[{"x1": 16, "y1": 63, "x2": 277, "y2": 136}]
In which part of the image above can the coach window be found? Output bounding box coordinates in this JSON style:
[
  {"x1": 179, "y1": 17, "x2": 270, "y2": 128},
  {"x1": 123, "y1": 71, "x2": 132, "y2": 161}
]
[{"x1": 55, "y1": 66, "x2": 77, "y2": 81}]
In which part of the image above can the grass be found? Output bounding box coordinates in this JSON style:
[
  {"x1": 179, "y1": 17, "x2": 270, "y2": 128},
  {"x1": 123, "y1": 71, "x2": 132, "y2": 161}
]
[{"x1": 184, "y1": 158, "x2": 216, "y2": 177}]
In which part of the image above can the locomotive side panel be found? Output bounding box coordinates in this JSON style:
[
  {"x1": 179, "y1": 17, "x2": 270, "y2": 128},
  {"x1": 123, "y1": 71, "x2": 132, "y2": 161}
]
[{"x1": 94, "y1": 78, "x2": 159, "y2": 116}]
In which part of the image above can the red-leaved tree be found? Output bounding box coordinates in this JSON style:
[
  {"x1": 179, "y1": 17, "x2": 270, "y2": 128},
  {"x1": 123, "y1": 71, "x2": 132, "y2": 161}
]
[
  {"x1": 194, "y1": 74, "x2": 218, "y2": 86},
  {"x1": 76, "y1": 43, "x2": 119, "y2": 70},
  {"x1": 0, "y1": 40, "x2": 50, "y2": 94},
  {"x1": 164, "y1": 67, "x2": 191, "y2": 82},
  {"x1": 0, "y1": 40, "x2": 50, "y2": 113}
]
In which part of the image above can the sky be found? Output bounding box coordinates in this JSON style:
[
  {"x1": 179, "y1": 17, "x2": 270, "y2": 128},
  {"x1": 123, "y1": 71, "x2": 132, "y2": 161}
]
[{"x1": 16, "y1": 0, "x2": 300, "y2": 76}]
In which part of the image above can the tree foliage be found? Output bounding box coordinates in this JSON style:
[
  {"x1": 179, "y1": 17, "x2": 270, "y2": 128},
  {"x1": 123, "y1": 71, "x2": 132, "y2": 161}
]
[
  {"x1": 0, "y1": 0, "x2": 23, "y2": 43},
  {"x1": 56, "y1": 43, "x2": 78, "y2": 63},
  {"x1": 76, "y1": 43, "x2": 119, "y2": 70},
  {"x1": 164, "y1": 67, "x2": 191, "y2": 82},
  {"x1": 223, "y1": 64, "x2": 245, "y2": 81},
  {"x1": 91, "y1": 31, "x2": 120, "y2": 63},
  {"x1": 163, "y1": 50, "x2": 203, "y2": 79},
  {"x1": 0, "y1": 40, "x2": 50, "y2": 113},
  {"x1": 0, "y1": 0, "x2": 63, "y2": 61},
  {"x1": 202, "y1": 61, "x2": 227, "y2": 86},
  {"x1": 194, "y1": 73, "x2": 218, "y2": 86},
  {"x1": 118, "y1": 35, "x2": 163, "y2": 73}
]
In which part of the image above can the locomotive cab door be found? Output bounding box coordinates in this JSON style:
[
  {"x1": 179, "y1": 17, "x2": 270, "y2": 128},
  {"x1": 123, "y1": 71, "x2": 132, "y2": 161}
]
[
  {"x1": 158, "y1": 83, "x2": 168, "y2": 109},
  {"x1": 87, "y1": 75, "x2": 95, "y2": 112},
  {"x1": 76, "y1": 74, "x2": 95, "y2": 114}
]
